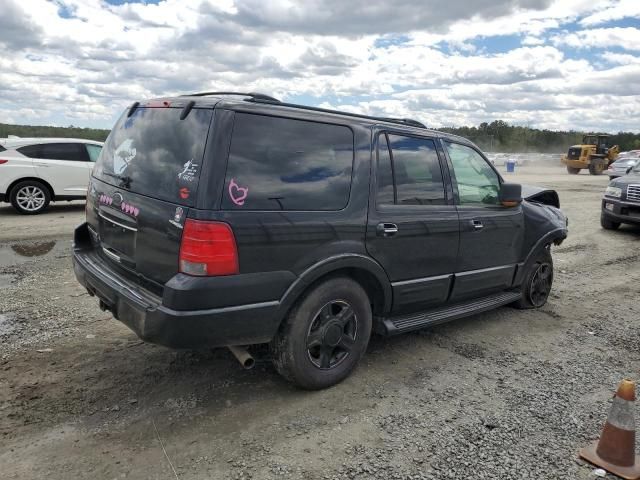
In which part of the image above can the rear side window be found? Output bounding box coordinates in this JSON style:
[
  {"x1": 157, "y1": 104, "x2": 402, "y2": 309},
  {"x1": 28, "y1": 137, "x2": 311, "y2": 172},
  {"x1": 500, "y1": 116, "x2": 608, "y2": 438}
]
[
  {"x1": 93, "y1": 107, "x2": 213, "y2": 206},
  {"x1": 0, "y1": 145, "x2": 5, "y2": 152},
  {"x1": 16, "y1": 144, "x2": 43, "y2": 158},
  {"x1": 86, "y1": 144, "x2": 102, "y2": 162},
  {"x1": 222, "y1": 113, "x2": 354, "y2": 210},
  {"x1": 19, "y1": 143, "x2": 89, "y2": 161},
  {"x1": 377, "y1": 133, "x2": 446, "y2": 206}
]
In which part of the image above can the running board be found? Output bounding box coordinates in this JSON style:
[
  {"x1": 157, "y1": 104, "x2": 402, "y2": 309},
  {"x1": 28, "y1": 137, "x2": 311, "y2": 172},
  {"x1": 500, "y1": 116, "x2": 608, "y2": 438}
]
[{"x1": 381, "y1": 291, "x2": 522, "y2": 335}]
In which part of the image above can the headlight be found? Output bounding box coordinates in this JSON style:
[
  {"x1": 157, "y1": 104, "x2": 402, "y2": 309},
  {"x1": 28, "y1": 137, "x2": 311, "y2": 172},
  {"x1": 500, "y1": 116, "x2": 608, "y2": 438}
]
[{"x1": 605, "y1": 186, "x2": 622, "y2": 198}]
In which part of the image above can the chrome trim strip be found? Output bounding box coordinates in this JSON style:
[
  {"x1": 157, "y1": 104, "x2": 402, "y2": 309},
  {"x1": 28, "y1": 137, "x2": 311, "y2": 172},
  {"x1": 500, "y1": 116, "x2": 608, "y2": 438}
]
[{"x1": 98, "y1": 211, "x2": 138, "y2": 232}]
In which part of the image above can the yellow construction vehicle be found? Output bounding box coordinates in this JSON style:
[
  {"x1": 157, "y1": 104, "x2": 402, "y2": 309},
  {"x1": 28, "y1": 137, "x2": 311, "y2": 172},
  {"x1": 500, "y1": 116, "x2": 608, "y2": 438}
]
[{"x1": 561, "y1": 134, "x2": 619, "y2": 175}]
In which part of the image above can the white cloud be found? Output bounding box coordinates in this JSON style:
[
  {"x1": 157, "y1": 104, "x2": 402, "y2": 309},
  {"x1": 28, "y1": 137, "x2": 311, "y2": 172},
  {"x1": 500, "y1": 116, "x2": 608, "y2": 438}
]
[
  {"x1": 0, "y1": 0, "x2": 639, "y2": 133},
  {"x1": 579, "y1": 0, "x2": 640, "y2": 26},
  {"x1": 554, "y1": 27, "x2": 640, "y2": 51}
]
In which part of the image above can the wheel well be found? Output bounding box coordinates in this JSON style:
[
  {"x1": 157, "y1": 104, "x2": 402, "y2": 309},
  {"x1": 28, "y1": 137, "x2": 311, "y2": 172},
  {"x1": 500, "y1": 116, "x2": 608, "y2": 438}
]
[
  {"x1": 7, "y1": 177, "x2": 55, "y2": 200},
  {"x1": 298, "y1": 267, "x2": 387, "y2": 317}
]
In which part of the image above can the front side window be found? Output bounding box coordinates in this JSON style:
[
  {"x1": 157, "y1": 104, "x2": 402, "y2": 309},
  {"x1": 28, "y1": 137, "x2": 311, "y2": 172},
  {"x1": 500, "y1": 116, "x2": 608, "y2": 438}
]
[
  {"x1": 376, "y1": 133, "x2": 446, "y2": 206},
  {"x1": 445, "y1": 141, "x2": 500, "y2": 205},
  {"x1": 222, "y1": 113, "x2": 354, "y2": 210}
]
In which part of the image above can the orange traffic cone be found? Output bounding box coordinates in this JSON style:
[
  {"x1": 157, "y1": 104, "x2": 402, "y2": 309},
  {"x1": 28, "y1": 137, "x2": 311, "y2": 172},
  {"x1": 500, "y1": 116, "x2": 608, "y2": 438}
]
[{"x1": 580, "y1": 379, "x2": 640, "y2": 480}]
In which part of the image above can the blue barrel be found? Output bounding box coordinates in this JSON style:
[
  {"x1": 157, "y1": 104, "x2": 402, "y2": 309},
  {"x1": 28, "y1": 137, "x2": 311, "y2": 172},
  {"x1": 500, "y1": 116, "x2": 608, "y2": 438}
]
[{"x1": 506, "y1": 159, "x2": 516, "y2": 173}]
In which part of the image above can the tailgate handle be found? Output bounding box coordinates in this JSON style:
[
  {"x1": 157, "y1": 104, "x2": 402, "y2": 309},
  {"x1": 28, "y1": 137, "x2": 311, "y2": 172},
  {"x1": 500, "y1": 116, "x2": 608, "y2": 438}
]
[{"x1": 98, "y1": 211, "x2": 138, "y2": 232}]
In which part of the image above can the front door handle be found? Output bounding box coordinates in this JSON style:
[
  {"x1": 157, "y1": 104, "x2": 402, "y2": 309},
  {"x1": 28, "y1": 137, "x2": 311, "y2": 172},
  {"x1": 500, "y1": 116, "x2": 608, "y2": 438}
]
[
  {"x1": 471, "y1": 220, "x2": 484, "y2": 231},
  {"x1": 377, "y1": 223, "x2": 398, "y2": 237}
]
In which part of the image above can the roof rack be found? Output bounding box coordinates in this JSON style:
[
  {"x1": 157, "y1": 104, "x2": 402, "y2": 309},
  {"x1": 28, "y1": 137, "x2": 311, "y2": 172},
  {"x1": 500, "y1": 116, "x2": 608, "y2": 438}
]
[
  {"x1": 180, "y1": 92, "x2": 427, "y2": 129},
  {"x1": 249, "y1": 99, "x2": 427, "y2": 129},
  {"x1": 378, "y1": 117, "x2": 427, "y2": 129},
  {"x1": 182, "y1": 92, "x2": 281, "y2": 102}
]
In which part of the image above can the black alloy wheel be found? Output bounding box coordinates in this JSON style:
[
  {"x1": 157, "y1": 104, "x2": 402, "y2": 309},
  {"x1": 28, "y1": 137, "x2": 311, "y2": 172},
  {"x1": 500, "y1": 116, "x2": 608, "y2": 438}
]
[
  {"x1": 271, "y1": 276, "x2": 372, "y2": 390},
  {"x1": 306, "y1": 300, "x2": 358, "y2": 370},
  {"x1": 528, "y1": 262, "x2": 553, "y2": 308}
]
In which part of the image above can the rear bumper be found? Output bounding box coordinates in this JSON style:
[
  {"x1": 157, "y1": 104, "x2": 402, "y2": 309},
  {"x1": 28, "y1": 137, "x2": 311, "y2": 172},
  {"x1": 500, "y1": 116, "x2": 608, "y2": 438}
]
[
  {"x1": 601, "y1": 198, "x2": 640, "y2": 225},
  {"x1": 72, "y1": 224, "x2": 286, "y2": 348}
]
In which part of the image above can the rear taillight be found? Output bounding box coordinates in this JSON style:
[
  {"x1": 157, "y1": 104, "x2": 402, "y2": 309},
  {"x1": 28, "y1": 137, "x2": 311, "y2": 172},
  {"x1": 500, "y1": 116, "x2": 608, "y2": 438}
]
[
  {"x1": 179, "y1": 219, "x2": 239, "y2": 276},
  {"x1": 0, "y1": 160, "x2": 8, "y2": 165}
]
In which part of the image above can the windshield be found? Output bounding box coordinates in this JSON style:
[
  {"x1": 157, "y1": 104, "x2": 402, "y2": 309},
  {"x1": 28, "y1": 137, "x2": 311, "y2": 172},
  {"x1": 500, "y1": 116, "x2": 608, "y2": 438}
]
[{"x1": 93, "y1": 107, "x2": 213, "y2": 206}]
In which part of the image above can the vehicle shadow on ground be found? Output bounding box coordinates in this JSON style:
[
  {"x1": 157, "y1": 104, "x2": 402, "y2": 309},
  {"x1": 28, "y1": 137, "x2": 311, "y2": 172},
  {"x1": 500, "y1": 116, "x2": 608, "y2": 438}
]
[{"x1": 0, "y1": 202, "x2": 85, "y2": 217}]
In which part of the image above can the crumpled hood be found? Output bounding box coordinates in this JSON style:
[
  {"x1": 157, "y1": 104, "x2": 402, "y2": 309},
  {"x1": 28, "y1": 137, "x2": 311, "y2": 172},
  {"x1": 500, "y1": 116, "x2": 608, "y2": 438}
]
[{"x1": 521, "y1": 184, "x2": 560, "y2": 208}]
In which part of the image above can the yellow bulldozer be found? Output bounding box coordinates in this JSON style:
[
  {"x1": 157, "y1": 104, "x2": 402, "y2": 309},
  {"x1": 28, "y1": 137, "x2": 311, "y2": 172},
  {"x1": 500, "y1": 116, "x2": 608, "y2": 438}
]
[{"x1": 561, "y1": 134, "x2": 619, "y2": 175}]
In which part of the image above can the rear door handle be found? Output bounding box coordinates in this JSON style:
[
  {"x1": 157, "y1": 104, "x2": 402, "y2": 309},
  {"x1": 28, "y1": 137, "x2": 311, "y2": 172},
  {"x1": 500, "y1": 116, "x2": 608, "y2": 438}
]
[
  {"x1": 376, "y1": 223, "x2": 398, "y2": 237},
  {"x1": 471, "y1": 220, "x2": 484, "y2": 231}
]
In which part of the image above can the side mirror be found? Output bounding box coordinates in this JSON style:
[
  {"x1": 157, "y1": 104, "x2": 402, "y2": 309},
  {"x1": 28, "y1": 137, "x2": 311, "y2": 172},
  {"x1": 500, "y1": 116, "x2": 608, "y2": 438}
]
[{"x1": 499, "y1": 183, "x2": 522, "y2": 207}]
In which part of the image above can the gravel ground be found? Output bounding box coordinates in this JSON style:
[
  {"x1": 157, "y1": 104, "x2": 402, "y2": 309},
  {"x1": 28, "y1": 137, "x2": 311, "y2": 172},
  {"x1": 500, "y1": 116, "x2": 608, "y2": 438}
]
[{"x1": 1, "y1": 165, "x2": 639, "y2": 480}]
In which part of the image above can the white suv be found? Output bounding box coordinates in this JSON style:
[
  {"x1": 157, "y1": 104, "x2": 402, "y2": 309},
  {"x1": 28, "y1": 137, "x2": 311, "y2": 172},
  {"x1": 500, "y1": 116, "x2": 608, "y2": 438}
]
[{"x1": 0, "y1": 138, "x2": 103, "y2": 214}]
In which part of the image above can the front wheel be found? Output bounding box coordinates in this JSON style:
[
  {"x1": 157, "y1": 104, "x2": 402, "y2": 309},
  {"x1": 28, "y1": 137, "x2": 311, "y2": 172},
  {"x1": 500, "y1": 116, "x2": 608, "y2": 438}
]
[
  {"x1": 566, "y1": 166, "x2": 580, "y2": 174},
  {"x1": 513, "y1": 248, "x2": 554, "y2": 309},
  {"x1": 270, "y1": 277, "x2": 372, "y2": 389},
  {"x1": 601, "y1": 215, "x2": 620, "y2": 230},
  {"x1": 10, "y1": 180, "x2": 51, "y2": 214},
  {"x1": 588, "y1": 161, "x2": 605, "y2": 175}
]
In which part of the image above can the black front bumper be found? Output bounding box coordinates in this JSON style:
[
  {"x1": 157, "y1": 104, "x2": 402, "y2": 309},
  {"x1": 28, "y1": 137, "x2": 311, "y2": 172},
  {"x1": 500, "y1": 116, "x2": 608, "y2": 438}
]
[
  {"x1": 601, "y1": 198, "x2": 640, "y2": 225},
  {"x1": 73, "y1": 227, "x2": 285, "y2": 349}
]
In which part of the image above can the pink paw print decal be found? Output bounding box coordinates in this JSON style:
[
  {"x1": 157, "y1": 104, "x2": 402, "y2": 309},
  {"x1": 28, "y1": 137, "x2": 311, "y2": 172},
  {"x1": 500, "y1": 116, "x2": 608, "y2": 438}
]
[{"x1": 121, "y1": 202, "x2": 140, "y2": 217}]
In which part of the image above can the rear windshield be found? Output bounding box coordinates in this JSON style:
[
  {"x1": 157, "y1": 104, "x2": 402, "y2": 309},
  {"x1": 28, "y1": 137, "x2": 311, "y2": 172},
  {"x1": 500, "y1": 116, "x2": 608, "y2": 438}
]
[{"x1": 93, "y1": 107, "x2": 213, "y2": 206}]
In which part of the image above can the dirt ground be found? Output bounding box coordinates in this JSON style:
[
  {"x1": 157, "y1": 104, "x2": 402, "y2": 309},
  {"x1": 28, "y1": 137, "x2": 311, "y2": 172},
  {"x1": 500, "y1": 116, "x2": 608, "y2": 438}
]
[{"x1": 1, "y1": 165, "x2": 639, "y2": 480}]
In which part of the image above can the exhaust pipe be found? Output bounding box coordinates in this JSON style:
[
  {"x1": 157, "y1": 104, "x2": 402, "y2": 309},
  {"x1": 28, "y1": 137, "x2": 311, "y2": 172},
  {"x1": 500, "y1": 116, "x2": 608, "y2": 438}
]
[{"x1": 228, "y1": 345, "x2": 255, "y2": 370}]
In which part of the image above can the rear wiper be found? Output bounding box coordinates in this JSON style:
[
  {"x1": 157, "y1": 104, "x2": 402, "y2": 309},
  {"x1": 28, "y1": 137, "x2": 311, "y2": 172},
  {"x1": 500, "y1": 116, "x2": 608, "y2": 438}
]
[{"x1": 103, "y1": 172, "x2": 132, "y2": 188}]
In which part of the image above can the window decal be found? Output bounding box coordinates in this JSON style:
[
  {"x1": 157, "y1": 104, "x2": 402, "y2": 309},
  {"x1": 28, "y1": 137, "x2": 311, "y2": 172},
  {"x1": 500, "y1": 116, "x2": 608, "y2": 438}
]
[
  {"x1": 113, "y1": 139, "x2": 137, "y2": 174},
  {"x1": 228, "y1": 178, "x2": 249, "y2": 206}
]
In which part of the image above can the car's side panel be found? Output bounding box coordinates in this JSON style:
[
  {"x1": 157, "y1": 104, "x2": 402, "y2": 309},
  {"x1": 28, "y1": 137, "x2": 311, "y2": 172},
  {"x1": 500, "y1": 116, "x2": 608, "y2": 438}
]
[
  {"x1": 190, "y1": 110, "x2": 376, "y2": 320},
  {"x1": 34, "y1": 157, "x2": 90, "y2": 196},
  {"x1": 0, "y1": 153, "x2": 38, "y2": 196},
  {"x1": 365, "y1": 129, "x2": 460, "y2": 314}
]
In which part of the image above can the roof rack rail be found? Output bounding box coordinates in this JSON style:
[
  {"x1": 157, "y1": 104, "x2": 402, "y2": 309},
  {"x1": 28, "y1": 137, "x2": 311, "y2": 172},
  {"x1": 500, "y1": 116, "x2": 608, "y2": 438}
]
[
  {"x1": 247, "y1": 98, "x2": 427, "y2": 130},
  {"x1": 182, "y1": 92, "x2": 280, "y2": 102},
  {"x1": 378, "y1": 117, "x2": 426, "y2": 128}
]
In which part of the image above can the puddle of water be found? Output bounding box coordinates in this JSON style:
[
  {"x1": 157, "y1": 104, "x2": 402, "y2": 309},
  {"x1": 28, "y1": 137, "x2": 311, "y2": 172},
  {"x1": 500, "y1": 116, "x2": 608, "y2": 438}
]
[
  {"x1": 0, "y1": 313, "x2": 16, "y2": 336},
  {"x1": 0, "y1": 240, "x2": 67, "y2": 267}
]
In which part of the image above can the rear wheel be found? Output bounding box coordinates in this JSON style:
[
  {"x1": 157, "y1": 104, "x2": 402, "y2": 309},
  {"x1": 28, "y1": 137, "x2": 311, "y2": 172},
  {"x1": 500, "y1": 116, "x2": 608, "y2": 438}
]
[
  {"x1": 10, "y1": 180, "x2": 51, "y2": 215},
  {"x1": 566, "y1": 166, "x2": 580, "y2": 174},
  {"x1": 601, "y1": 215, "x2": 621, "y2": 230},
  {"x1": 270, "y1": 277, "x2": 372, "y2": 390},
  {"x1": 513, "y1": 248, "x2": 554, "y2": 309}
]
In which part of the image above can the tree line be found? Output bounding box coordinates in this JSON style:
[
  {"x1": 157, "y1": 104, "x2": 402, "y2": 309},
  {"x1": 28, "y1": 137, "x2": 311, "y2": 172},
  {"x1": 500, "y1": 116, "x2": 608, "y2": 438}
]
[
  {"x1": 441, "y1": 120, "x2": 640, "y2": 153},
  {"x1": 0, "y1": 123, "x2": 109, "y2": 142},
  {"x1": 2, "y1": 120, "x2": 639, "y2": 153}
]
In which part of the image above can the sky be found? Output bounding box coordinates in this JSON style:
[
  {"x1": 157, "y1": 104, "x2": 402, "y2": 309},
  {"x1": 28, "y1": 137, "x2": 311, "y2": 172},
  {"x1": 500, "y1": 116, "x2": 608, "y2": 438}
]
[{"x1": 0, "y1": 0, "x2": 639, "y2": 132}]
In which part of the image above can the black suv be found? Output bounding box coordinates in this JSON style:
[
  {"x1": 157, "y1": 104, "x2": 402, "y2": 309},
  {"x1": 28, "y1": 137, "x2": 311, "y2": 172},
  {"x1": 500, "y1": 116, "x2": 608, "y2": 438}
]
[
  {"x1": 73, "y1": 92, "x2": 568, "y2": 389},
  {"x1": 601, "y1": 162, "x2": 640, "y2": 230}
]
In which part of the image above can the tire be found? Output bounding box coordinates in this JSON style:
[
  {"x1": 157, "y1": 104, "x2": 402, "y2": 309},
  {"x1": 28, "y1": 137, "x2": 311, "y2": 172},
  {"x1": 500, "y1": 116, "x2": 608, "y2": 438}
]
[
  {"x1": 601, "y1": 214, "x2": 620, "y2": 230},
  {"x1": 588, "y1": 161, "x2": 604, "y2": 175},
  {"x1": 566, "y1": 166, "x2": 580, "y2": 174},
  {"x1": 513, "y1": 248, "x2": 554, "y2": 310},
  {"x1": 270, "y1": 277, "x2": 372, "y2": 390},
  {"x1": 9, "y1": 180, "x2": 51, "y2": 215}
]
